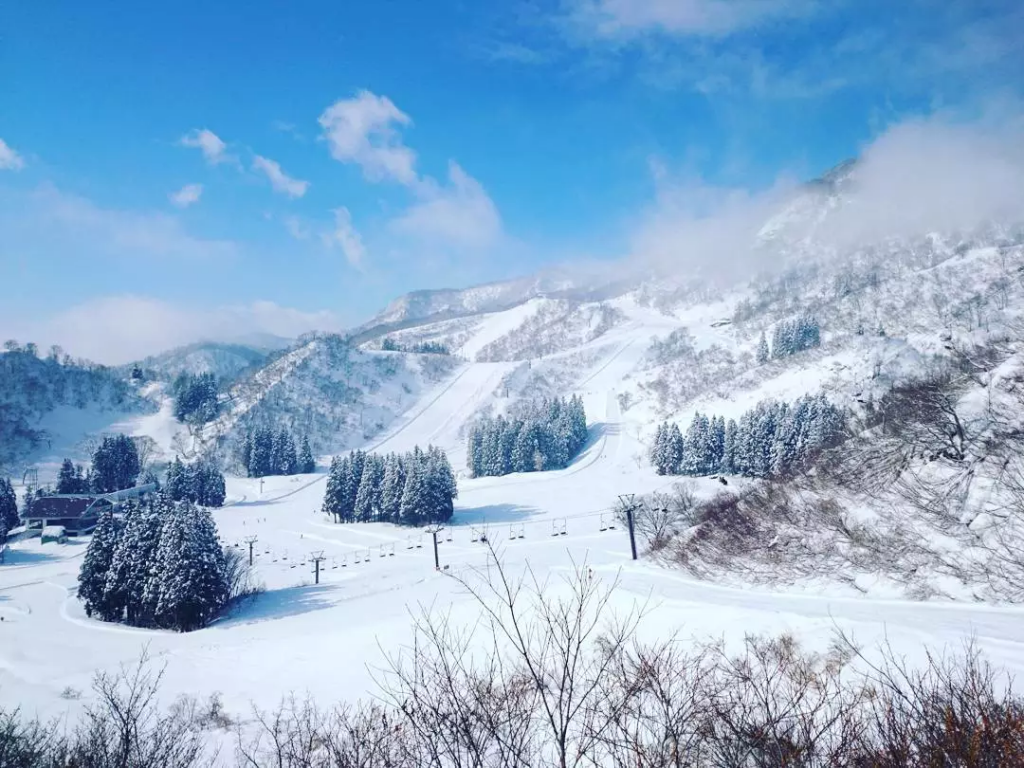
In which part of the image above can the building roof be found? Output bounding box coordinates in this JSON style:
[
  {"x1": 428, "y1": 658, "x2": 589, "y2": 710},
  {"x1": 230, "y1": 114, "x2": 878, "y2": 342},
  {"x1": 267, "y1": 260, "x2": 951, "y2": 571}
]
[{"x1": 23, "y1": 495, "x2": 112, "y2": 521}]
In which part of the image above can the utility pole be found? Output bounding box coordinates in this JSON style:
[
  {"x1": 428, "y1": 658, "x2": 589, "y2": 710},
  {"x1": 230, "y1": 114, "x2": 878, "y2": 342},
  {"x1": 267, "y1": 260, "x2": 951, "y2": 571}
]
[
  {"x1": 427, "y1": 526, "x2": 442, "y2": 570},
  {"x1": 243, "y1": 535, "x2": 258, "y2": 566},
  {"x1": 310, "y1": 550, "x2": 326, "y2": 585},
  {"x1": 618, "y1": 494, "x2": 639, "y2": 561}
]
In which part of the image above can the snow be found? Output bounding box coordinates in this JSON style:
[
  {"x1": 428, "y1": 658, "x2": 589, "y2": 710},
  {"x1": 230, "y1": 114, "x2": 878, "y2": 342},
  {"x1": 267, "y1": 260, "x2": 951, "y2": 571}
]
[
  {"x1": 6, "y1": 346, "x2": 1024, "y2": 731},
  {"x1": 5, "y1": 235, "x2": 1024, "y2": 746}
]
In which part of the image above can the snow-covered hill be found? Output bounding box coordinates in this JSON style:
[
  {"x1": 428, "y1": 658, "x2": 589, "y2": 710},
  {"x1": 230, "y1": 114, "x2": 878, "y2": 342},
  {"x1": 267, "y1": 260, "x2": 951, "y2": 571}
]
[{"x1": 132, "y1": 341, "x2": 274, "y2": 382}]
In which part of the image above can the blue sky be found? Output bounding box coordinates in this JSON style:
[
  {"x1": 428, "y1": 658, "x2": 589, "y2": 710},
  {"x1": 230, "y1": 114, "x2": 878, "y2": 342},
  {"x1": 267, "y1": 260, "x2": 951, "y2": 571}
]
[{"x1": 1, "y1": 0, "x2": 1022, "y2": 361}]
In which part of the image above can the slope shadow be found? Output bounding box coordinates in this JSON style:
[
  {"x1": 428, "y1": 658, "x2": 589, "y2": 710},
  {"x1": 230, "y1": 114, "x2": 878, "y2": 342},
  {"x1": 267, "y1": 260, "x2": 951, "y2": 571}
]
[
  {"x1": 454, "y1": 503, "x2": 537, "y2": 525},
  {"x1": 567, "y1": 422, "x2": 615, "y2": 466},
  {"x1": 214, "y1": 584, "x2": 340, "y2": 628},
  {"x1": 1, "y1": 547, "x2": 68, "y2": 566}
]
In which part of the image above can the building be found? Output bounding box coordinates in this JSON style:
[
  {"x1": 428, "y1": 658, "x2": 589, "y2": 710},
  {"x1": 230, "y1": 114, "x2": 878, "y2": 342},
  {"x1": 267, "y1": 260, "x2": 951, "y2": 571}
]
[{"x1": 20, "y1": 484, "x2": 157, "y2": 536}]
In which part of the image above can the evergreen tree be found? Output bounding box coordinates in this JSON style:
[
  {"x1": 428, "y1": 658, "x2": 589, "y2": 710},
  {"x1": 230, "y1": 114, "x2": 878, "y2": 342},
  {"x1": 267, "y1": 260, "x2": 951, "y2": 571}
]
[
  {"x1": 152, "y1": 500, "x2": 229, "y2": 632},
  {"x1": 354, "y1": 454, "x2": 385, "y2": 522},
  {"x1": 667, "y1": 423, "x2": 685, "y2": 475},
  {"x1": 165, "y1": 457, "x2": 188, "y2": 501},
  {"x1": 77, "y1": 510, "x2": 121, "y2": 619},
  {"x1": 298, "y1": 437, "x2": 316, "y2": 474},
  {"x1": 91, "y1": 435, "x2": 141, "y2": 493},
  {"x1": 0, "y1": 478, "x2": 19, "y2": 532},
  {"x1": 756, "y1": 332, "x2": 770, "y2": 365},
  {"x1": 195, "y1": 461, "x2": 226, "y2": 507},
  {"x1": 104, "y1": 501, "x2": 162, "y2": 626},
  {"x1": 322, "y1": 456, "x2": 346, "y2": 522},
  {"x1": 380, "y1": 453, "x2": 407, "y2": 523},
  {"x1": 399, "y1": 460, "x2": 428, "y2": 527},
  {"x1": 57, "y1": 458, "x2": 87, "y2": 494}
]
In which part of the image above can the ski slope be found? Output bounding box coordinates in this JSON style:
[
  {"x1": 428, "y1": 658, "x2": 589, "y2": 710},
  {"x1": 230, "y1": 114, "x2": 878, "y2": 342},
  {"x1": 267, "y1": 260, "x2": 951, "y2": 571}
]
[{"x1": 4, "y1": 322, "x2": 1024, "y2": 737}]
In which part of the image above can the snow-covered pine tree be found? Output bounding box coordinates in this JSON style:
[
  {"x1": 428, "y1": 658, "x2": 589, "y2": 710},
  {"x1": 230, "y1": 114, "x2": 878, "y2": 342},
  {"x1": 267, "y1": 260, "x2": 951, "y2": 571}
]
[
  {"x1": 342, "y1": 451, "x2": 366, "y2": 522},
  {"x1": 91, "y1": 434, "x2": 141, "y2": 493},
  {"x1": 104, "y1": 500, "x2": 162, "y2": 626},
  {"x1": 423, "y1": 446, "x2": 456, "y2": 523},
  {"x1": 57, "y1": 458, "x2": 79, "y2": 494},
  {"x1": 756, "y1": 331, "x2": 770, "y2": 365},
  {"x1": 720, "y1": 419, "x2": 738, "y2": 474},
  {"x1": 77, "y1": 509, "x2": 121, "y2": 620},
  {"x1": 322, "y1": 456, "x2": 346, "y2": 522},
  {"x1": 399, "y1": 459, "x2": 428, "y2": 527},
  {"x1": 298, "y1": 437, "x2": 316, "y2": 474},
  {"x1": 152, "y1": 500, "x2": 229, "y2": 631},
  {"x1": 354, "y1": 454, "x2": 385, "y2": 522},
  {"x1": 512, "y1": 421, "x2": 539, "y2": 473},
  {"x1": 278, "y1": 431, "x2": 298, "y2": 475},
  {"x1": 668, "y1": 423, "x2": 685, "y2": 475},
  {"x1": 380, "y1": 453, "x2": 407, "y2": 523},
  {"x1": 0, "y1": 478, "x2": 19, "y2": 532},
  {"x1": 196, "y1": 461, "x2": 226, "y2": 507},
  {"x1": 165, "y1": 457, "x2": 188, "y2": 501}
]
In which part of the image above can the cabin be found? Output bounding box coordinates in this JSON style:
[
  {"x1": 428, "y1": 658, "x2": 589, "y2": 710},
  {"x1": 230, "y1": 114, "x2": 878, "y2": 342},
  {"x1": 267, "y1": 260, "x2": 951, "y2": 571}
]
[
  {"x1": 21, "y1": 495, "x2": 114, "y2": 536},
  {"x1": 20, "y1": 483, "x2": 157, "y2": 536}
]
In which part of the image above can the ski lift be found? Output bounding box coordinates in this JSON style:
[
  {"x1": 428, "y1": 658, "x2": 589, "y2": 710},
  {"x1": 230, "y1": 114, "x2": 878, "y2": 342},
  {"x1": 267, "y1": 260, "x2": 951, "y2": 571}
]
[
  {"x1": 331, "y1": 558, "x2": 338, "y2": 570},
  {"x1": 282, "y1": 550, "x2": 289, "y2": 561},
  {"x1": 509, "y1": 524, "x2": 525, "y2": 540},
  {"x1": 599, "y1": 513, "x2": 616, "y2": 532},
  {"x1": 551, "y1": 519, "x2": 567, "y2": 537},
  {"x1": 415, "y1": 535, "x2": 423, "y2": 549}
]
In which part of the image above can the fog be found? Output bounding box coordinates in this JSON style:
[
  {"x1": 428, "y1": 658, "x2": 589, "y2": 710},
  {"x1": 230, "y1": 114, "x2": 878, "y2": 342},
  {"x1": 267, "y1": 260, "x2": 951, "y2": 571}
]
[{"x1": 629, "y1": 112, "x2": 1024, "y2": 280}]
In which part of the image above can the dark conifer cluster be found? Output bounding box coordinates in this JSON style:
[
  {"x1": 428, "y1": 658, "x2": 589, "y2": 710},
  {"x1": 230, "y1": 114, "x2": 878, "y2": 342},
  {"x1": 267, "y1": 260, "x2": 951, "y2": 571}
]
[
  {"x1": 651, "y1": 394, "x2": 844, "y2": 478},
  {"x1": 240, "y1": 428, "x2": 316, "y2": 478},
  {"x1": 0, "y1": 478, "x2": 18, "y2": 536},
  {"x1": 77, "y1": 497, "x2": 229, "y2": 632},
  {"x1": 165, "y1": 458, "x2": 226, "y2": 507},
  {"x1": 771, "y1": 316, "x2": 821, "y2": 359},
  {"x1": 467, "y1": 395, "x2": 588, "y2": 478},
  {"x1": 323, "y1": 446, "x2": 457, "y2": 526},
  {"x1": 90, "y1": 435, "x2": 142, "y2": 493},
  {"x1": 171, "y1": 372, "x2": 220, "y2": 425},
  {"x1": 380, "y1": 337, "x2": 450, "y2": 354}
]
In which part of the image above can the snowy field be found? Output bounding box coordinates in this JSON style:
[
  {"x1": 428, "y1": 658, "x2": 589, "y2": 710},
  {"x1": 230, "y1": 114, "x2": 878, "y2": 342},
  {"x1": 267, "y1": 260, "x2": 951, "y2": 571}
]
[{"x1": 4, "y1": 303, "x2": 1024, "y2": 736}]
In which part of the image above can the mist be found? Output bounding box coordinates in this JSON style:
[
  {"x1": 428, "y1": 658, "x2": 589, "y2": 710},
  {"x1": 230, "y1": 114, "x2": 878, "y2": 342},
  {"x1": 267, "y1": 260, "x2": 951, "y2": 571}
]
[{"x1": 629, "y1": 111, "x2": 1024, "y2": 281}]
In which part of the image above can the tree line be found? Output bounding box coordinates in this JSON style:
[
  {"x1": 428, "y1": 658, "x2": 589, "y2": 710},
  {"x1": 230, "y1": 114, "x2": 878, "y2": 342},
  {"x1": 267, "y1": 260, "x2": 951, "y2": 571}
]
[
  {"x1": 53, "y1": 434, "x2": 142, "y2": 496},
  {"x1": 171, "y1": 372, "x2": 220, "y2": 425},
  {"x1": 467, "y1": 395, "x2": 588, "y2": 478},
  {"x1": 164, "y1": 457, "x2": 226, "y2": 507},
  {"x1": 239, "y1": 427, "x2": 316, "y2": 478},
  {"x1": 756, "y1": 315, "x2": 821, "y2": 364},
  {"x1": 323, "y1": 446, "x2": 457, "y2": 527},
  {"x1": 651, "y1": 394, "x2": 845, "y2": 478},
  {"x1": 381, "y1": 337, "x2": 450, "y2": 355},
  {"x1": 78, "y1": 496, "x2": 231, "y2": 632}
]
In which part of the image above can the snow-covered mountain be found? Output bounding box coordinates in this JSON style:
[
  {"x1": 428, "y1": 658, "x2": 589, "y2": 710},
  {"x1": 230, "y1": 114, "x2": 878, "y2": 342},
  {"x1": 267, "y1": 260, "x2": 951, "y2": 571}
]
[{"x1": 133, "y1": 341, "x2": 274, "y2": 382}]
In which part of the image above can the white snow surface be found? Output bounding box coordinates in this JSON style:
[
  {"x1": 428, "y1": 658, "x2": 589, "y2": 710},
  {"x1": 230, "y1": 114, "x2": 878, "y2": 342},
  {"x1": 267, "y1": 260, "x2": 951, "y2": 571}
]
[{"x1": 6, "y1": 233, "x2": 1024, "y2": 744}]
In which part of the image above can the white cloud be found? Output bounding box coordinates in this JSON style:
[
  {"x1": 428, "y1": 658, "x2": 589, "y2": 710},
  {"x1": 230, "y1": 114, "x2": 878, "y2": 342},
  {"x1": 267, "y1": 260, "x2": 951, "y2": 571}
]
[
  {"x1": 322, "y1": 207, "x2": 367, "y2": 268},
  {"x1": 284, "y1": 215, "x2": 312, "y2": 241},
  {"x1": 20, "y1": 183, "x2": 235, "y2": 260},
  {"x1": 627, "y1": 111, "x2": 1024, "y2": 277},
  {"x1": 318, "y1": 91, "x2": 418, "y2": 185},
  {"x1": 179, "y1": 128, "x2": 235, "y2": 166},
  {"x1": 0, "y1": 295, "x2": 342, "y2": 365},
  {"x1": 0, "y1": 138, "x2": 25, "y2": 171},
  {"x1": 252, "y1": 155, "x2": 310, "y2": 198},
  {"x1": 169, "y1": 183, "x2": 203, "y2": 208},
  {"x1": 568, "y1": 0, "x2": 813, "y2": 38},
  {"x1": 390, "y1": 162, "x2": 502, "y2": 249}
]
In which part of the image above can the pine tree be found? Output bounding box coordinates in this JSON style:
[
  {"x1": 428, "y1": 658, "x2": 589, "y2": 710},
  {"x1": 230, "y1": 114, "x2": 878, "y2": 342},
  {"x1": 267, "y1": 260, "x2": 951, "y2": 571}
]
[
  {"x1": 77, "y1": 510, "x2": 121, "y2": 619},
  {"x1": 298, "y1": 437, "x2": 315, "y2": 474},
  {"x1": 354, "y1": 455, "x2": 385, "y2": 522},
  {"x1": 380, "y1": 454, "x2": 407, "y2": 523},
  {"x1": 57, "y1": 459, "x2": 79, "y2": 494},
  {"x1": 91, "y1": 435, "x2": 141, "y2": 493},
  {"x1": 399, "y1": 460, "x2": 428, "y2": 527},
  {"x1": 165, "y1": 457, "x2": 188, "y2": 501},
  {"x1": 152, "y1": 500, "x2": 228, "y2": 631},
  {"x1": 667, "y1": 423, "x2": 685, "y2": 475},
  {"x1": 104, "y1": 501, "x2": 162, "y2": 626},
  {"x1": 323, "y1": 457, "x2": 346, "y2": 522},
  {"x1": 195, "y1": 461, "x2": 226, "y2": 507},
  {"x1": 0, "y1": 478, "x2": 19, "y2": 532},
  {"x1": 756, "y1": 332, "x2": 770, "y2": 365}
]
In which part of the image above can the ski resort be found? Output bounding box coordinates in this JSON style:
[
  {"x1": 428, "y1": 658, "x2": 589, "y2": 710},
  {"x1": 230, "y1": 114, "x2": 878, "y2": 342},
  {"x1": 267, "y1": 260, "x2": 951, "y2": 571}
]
[{"x1": 3, "y1": 0, "x2": 1024, "y2": 764}]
